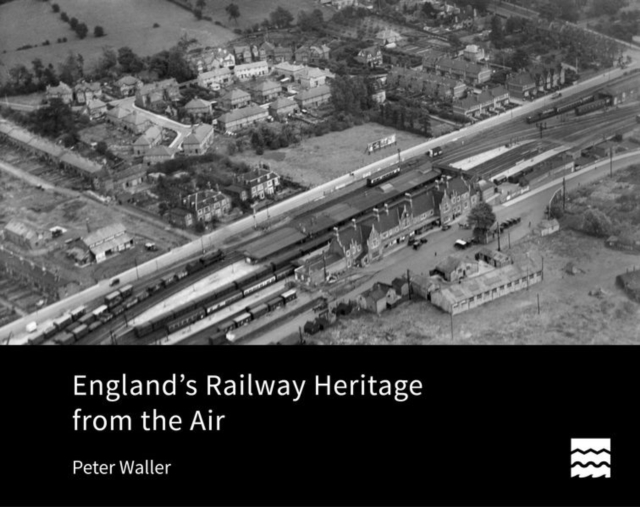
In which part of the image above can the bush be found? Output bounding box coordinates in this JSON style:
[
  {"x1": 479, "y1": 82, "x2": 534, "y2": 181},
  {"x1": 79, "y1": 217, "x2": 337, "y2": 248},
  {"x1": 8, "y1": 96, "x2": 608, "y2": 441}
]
[
  {"x1": 153, "y1": 22, "x2": 160, "y2": 28},
  {"x1": 256, "y1": 146, "x2": 264, "y2": 155},
  {"x1": 581, "y1": 208, "x2": 616, "y2": 237},
  {"x1": 94, "y1": 26, "x2": 105, "y2": 37},
  {"x1": 215, "y1": 21, "x2": 222, "y2": 26},
  {"x1": 233, "y1": 28, "x2": 242, "y2": 35},
  {"x1": 60, "y1": 12, "x2": 68, "y2": 22},
  {"x1": 52, "y1": 3, "x2": 59, "y2": 12},
  {"x1": 194, "y1": 8, "x2": 202, "y2": 19},
  {"x1": 95, "y1": 141, "x2": 108, "y2": 155},
  {"x1": 42, "y1": 40, "x2": 50, "y2": 46}
]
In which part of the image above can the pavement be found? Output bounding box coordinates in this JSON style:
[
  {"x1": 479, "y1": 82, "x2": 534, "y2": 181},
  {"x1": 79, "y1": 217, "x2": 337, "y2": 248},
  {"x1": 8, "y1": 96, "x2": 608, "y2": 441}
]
[{"x1": 1, "y1": 60, "x2": 637, "y2": 343}]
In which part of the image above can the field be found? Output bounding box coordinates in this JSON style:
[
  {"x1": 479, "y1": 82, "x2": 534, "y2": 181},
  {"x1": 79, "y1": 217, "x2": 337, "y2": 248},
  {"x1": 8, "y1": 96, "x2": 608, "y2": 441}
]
[
  {"x1": 0, "y1": 0, "x2": 236, "y2": 82},
  {"x1": 232, "y1": 123, "x2": 429, "y2": 187},
  {"x1": 314, "y1": 230, "x2": 640, "y2": 344},
  {"x1": 195, "y1": 0, "x2": 335, "y2": 32}
]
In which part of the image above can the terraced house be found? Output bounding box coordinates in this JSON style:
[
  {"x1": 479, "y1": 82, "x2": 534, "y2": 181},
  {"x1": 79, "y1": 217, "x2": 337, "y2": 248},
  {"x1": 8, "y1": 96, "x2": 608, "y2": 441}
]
[
  {"x1": 182, "y1": 190, "x2": 232, "y2": 223},
  {"x1": 356, "y1": 46, "x2": 383, "y2": 68},
  {"x1": 432, "y1": 176, "x2": 480, "y2": 224},
  {"x1": 423, "y1": 56, "x2": 492, "y2": 85},
  {"x1": 218, "y1": 105, "x2": 269, "y2": 132},
  {"x1": 220, "y1": 88, "x2": 251, "y2": 110},
  {"x1": 452, "y1": 86, "x2": 509, "y2": 117},
  {"x1": 197, "y1": 67, "x2": 233, "y2": 89},
  {"x1": 181, "y1": 124, "x2": 214, "y2": 156},
  {"x1": 239, "y1": 168, "x2": 280, "y2": 200},
  {"x1": 234, "y1": 61, "x2": 269, "y2": 81},
  {"x1": 251, "y1": 80, "x2": 282, "y2": 103}
]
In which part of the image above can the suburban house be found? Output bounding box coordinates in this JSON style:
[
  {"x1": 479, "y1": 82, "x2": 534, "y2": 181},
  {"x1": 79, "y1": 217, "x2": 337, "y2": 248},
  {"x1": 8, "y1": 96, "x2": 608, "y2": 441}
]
[
  {"x1": 274, "y1": 62, "x2": 305, "y2": 80},
  {"x1": 84, "y1": 99, "x2": 107, "y2": 119},
  {"x1": 197, "y1": 48, "x2": 235, "y2": 72},
  {"x1": 220, "y1": 88, "x2": 252, "y2": 110},
  {"x1": 143, "y1": 145, "x2": 176, "y2": 166},
  {"x1": 429, "y1": 254, "x2": 542, "y2": 315},
  {"x1": 430, "y1": 255, "x2": 479, "y2": 282},
  {"x1": 294, "y1": 85, "x2": 332, "y2": 108},
  {"x1": 166, "y1": 208, "x2": 194, "y2": 228},
  {"x1": 197, "y1": 67, "x2": 233, "y2": 89},
  {"x1": 391, "y1": 276, "x2": 410, "y2": 298},
  {"x1": 260, "y1": 41, "x2": 276, "y2": 61},
  {"x1": 81, "y1": 223, "x2": 133, "y2": 264},
  {"x1": 356, "y1": 46, "x2": 383, "y2": 68},
  {"x1": 268, "y1": 97, "x2": 297, "y2": 120},
  {"x1": 101, "y1": 164, "x2": 149, "y2": 195},
  {"x1": 357, "y1": 282, "x2": 399, "y2": 314},
  {"x1": 531, "y1": 64, "x2": 565, "y2": 92},
  {"x1": 452, "y1": 86, "x2": 510, "y2": 117},
  {"x1": 135, "y1": 79, "x2": 180, "y2": 108},
  {"x1": 388, "y1": 67, "x2": 466, "y2": 99},
  {"x1": 423, "y1": 56, "x2": 492, "y2": 84},
  {"x1": 273, "y1": 45, "x2": 294, "y2": 63},
  {"x1": 182, "y1": 190, "x2": 232, "y2": 223},
  {"x1": 74, "y1": 81, "x2": 102, "y2": 104},
  {"x1": 239, "y1": 168, "x2": 280, "y2": 200},
  {"x1": 45, "y1": 82, "x2": 73, "y2": 104},
  {"x1": 294, "y1": 45, "x2": 311, "y2": 65},
  {"x1": 234, "y1": 61, "x2": 269, "y2": 81},
  {"x1": 105, "y1": 106, "x2": 130, "y2": 128},
  {"x1": 310, "y1": 44, "x2": 331, "y2": 64},
  {"x1": 218, "y1": 105, "x2": 269, "y2": 132},
  {"x1": 432, "y1": 176, "x2": 480, "y2": 224},
  {"x1": 233, "y1": 45, "x2": 252, "y2": 64},
  {"x1": 181, "y1": 124, "x2": 214, "y2": 156},
  {"x1": 132, "y1": 125, "x2": 163, "y2": 156},
  {"x1": 3, "y1": 220, "x2": 43, "y2": 250},
  {"x1": 506, "y1": 72, "x2": 537, "y2": 100},
  {"x1": 223, "y1": 184, "x2": 249, "y2": 202},
  {"x1": 463, "y1": 44, "x2": 485, "y2": 62},
  {"x1": 299, "y1": 67, "x2": 327, "y2": 89},
  {"x1": 251, "y1": 80, "x2": 281, "y2": 103},
  {"x1": 376, "y1": 29, "x2": 403, "y2": 45},
  {"x1": 116, "y1": 75, "x2": 142, "y2": 97},
  {"x1": 184, "y1": 98, "x2": 212, "y2": 117},
  {"x1": 121, "y1": 111, "x2": 153, "y2": 134}
]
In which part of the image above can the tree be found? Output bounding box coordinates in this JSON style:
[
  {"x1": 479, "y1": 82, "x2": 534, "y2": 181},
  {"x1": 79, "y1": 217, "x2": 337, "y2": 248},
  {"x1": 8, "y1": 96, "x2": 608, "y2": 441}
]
[
  {"x1": 75, "y1": 23, "x2": 89, "y2": 39},
  {"x1": 58, "y1": 51, "x2": 83, "y2": 84},
  {"x1": 8, "y1": 64, "x2": 34, "y2": 90},
  {"x1": 95, "y1": 141, "x2": 108, "y2": 155},
  {"x1": 51, "y1": 3, "x2": 59, "y2": 12},
  {"x1": 194, "y1": 8, "x2": 202, "y2": 19},
  {"x1": 467, "y1": 202, "x2": 496, "y2": 238},
  {"x1": 69, "y1": 17, "x2": 78, "y2": 29},
  {"x1": 29, "y1": 98, "x2": 76, "y2": 139},
  {"x1": 489, "y1": 15, "x2": 503, "y2": 47},
  {"x1": 270, "y1": 6, "x2": 293, "y2": 28},
  {"x1": 117, "y1": 46, "x2": 145, "y2": 74},
  {"x1": 509, "y1": 48, "x2": 529, "y2": 71},
  {"x1": 60, "y1": 11, "x2": 68, "y2": 22},
  {"x1": 298, "y1": 9, "x2": 324, "y2": 31},
  {"x1": 196, "y1": 0, "x2": 205, "y2": 9},
  {"x1": 94, "y1": 26, "x2": 105, "y2": 37},
  {"x1": 225, "y1": 3, "x2": 240, "y2": 24}
]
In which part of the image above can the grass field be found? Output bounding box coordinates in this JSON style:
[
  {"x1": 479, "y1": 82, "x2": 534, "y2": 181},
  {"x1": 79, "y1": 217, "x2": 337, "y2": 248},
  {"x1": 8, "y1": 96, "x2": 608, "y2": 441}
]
[
  {"x1": 231, "y1": 123, "x2": 429, "y2": 187},
  {"x1": 0, "y1": 0, "x2": 236, "y2": 82},
  {"x1": 197, "y1": 0, "x2": 334, "y2": 32}
]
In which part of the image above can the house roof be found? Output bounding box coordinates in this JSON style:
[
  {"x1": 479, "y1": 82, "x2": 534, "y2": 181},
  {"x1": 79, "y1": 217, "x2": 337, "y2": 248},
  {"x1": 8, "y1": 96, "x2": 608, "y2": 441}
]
[
  {"x1": 235, "y1": 61, "x2": 268, "y2": 71},
  {"x1": 82, "y1": 223, "x2": 126, "y2": 247},
  {"x1": 424, "y1": 56, "x2": 489, "y2": 76},
  {"x1": 60, "y1": 152, "x2": 104, "y2": 175},
  {"x1": 86, "y1": 99, "x2": 106, "y2": 110},
  {"x1": 117, "y1": 75, "x2": 140, "y2": 86},
  {"x1": 300, "y1": 67, "x2": 325, "y2": 80},
  {"x1": 296, "y1": 85, "x2": 331, "y2": 101},
  {"x1": 376, "y1": 29, "x2": 401, "y2": 39},
  {"x1": 4, "y1": 219, "x2": 36, "y2": 240},
  {"x1": 199, "y1": 67, "x2": 232, "y2": 79},
  {"x1": 183, "y1": 124, "x2": 213, "y2": 145},
  {"x1": 254, "y1": 80, "x2": 281, "y2": 93},
  {"x1": 364, "y1": 282, "x2": 394, "y2": 301},
  {"x1": 185, "y1": 98, "x2": 212, "y2": 110},
  {"x1": 274, "y1": 62, "x2": 304, "y2": 73},
  {"x1": 183, "y1": 190, "x2": 229, "y2": 210},
  {"x1": 144, "y1": 145, "x2": 175, "y2": 157},
  {"x1": 508, "y1": 72, "x2": 536, "y2": 87},
  {"x1": 219, "y1": 105, "x2": 268, "y2": 124},
  {"x1": 269, "y1": 97, "x2": 296, "y2": 110},
  {"x1": 106, "y1": 106, "x2": 130, "y2": 119},
  {"x1": 391, "y1": 277, "x2": 408, "y2": 291},
  {"x1": 221, "y1": 88, "x2": 251, "y2": 102},
  {"x1": 47, "y1": 82, "x2": 72, "y2": 94},
  {"x1": 90, "y1": 233, "x2": 133, "y2": 257},
  {"x1": 123, "y1": 111, "x2": 150, "y2": 126},
  {"x1": 75, "y1": 81, "x2": 102, "y2": 92}
]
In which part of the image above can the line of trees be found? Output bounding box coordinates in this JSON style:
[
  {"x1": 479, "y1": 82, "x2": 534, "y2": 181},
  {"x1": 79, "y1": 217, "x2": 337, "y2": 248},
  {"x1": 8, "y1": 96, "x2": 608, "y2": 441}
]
[{"x1": 51, "y1": 3, "x2": 104, "y2": 39}]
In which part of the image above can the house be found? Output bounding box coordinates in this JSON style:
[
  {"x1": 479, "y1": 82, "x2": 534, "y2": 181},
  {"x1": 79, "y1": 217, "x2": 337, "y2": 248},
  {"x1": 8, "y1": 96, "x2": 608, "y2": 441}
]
[
  {"x1": 391, "y1": 276, "x2": 410, "y2": 297},
  {"x1": 233, "y1": 45, "x2": 252, "y2": 64},
  {"x1": 268, "y1": 97, "x2": 297, "y2": 120},
  {"x1": 233, "y1": 61, "x2": 269, "y2": 81},
  {"x1": 202, "y1": 48, "x2": 236, "y2": 71},
  {"x1": 376, "y1": 29, "x2": 403, "y2": 46},
  {"x1": 74, "y1": 81, "x2": 102, "y2": 104},
  {"x1": 294, "y1": 85, "x2": 332, "y2": 108},
  {"x1": 239, "y1": 168, "x2": 280, "y2": 200},
  {"x1": 252, "y1": 80, "x2": 281, "y2": 103},
  {"x1": 181, "y1": 124, "x2": 214, "y2": 156},
  {"x1": 218, "y1": 105, "x2": 269, "y2": 132},
  {"x1": 299, "y1": 67, "x2": 327, "y2": 89},
  {"x1": 116, "y1": 75, "x2": 142, "y2": 97},
  {"x1": 220, "y1": 88, "x2": 252, "y2": 110},
  {"x1": 3, "y1": 220, "x2": 43, "y2": 250},
  {"x1": 143, "y1": 145, "x2": 176, "y2": 166},
  {"x1": 274, "y1": 62, "x2": 305, "y2": 80},
  {"x1": 135, "y1": 78, "x2": 180, "y2": 108},
  {"x1": 273, "y1": 45, "x2": 294, "y2": 63},
  {"x1": 182, "y1": 190, "x2": 232, "y2": 223},
  {"x1": 166, "y1": 208, "x2": 194, "y2": 228},
  {"x1": 357, "y1": 282, "x2": 399, "y2": 314},
  {"x1": 223, "y1": 184, "x2": 249, "y2": 202},
  {"x1": 535, "y1": 219, "x2": 560, "y2": 237},
  {"x1": 430, "y1": 255, "x2": 478, "y2": 282},
  {"x1": 475, "y1": 248, "x2": 512, "y2": 268},
  {"x1": 333, "y1": 0, "x2": 357, "y2": 8},
  {"x1": 423, "y1": 56, "x2": 492, "y2": 84},
  {"x1": 429, "y1": 254, "x2": 542, "y2": 315},
  {"x1": 388, "y1": 67, "x2": 466, "y2": 99},
  {"x1": 105, "y1": 164, "x2": 148, "y2": 194},
  {"x1": 506, "y1": 72, "x2": 536, "y2": 100},
  {"x1": 132, "y1": 125, "x2": 162, "y2": 156},
  {"x1": 294, "y1": 44, "x2": 311, "y2": 65},
  {"x1": 616, "y1": 270, "x2": 640, "y2": 302},
  {"x1": 81, "y1": 223, "x2": 133, "y2": 264},
  {"x1": 197, "y1": 67, "x2": 233, "y2": 89},
  {"x1": 45, "y1": 82, "x2": 73, "y2": 104},
  {"x1": 184, "y1": 98, "x2": 212, "y2": 117},
  {"x1": 463, "y1": 44, "x2": 485, "y2": 62},
  {"x1": 356, "y1": 46, "x2": 383, "y2": 68},
  {"x1": 531, "y1": 64, "x2": 565, "y2": 92},
  {"x1": 105, "y1": 106, "x2": 130, "y2": 128},
  {"x1": 370, "y1": 80, "x2": 386, "y2": 104},
  {"x1": 84, "y1": 99, "x2": 107, "y2": 119},
  {"x1": 452, "y1": 86, "x2": 509, "y2": 117},
  {"x1": 121, "y1": 111, "x2": 153, "y2": 134},
  {"x1": 260, "y1": 41, "x2": 276, "y2": 61},
  {"x1": 310, "y1": 44, "x2": 331, "y2": 64},
  {"x1": 251, "y1": 44, "x2": 261, "y2": 62},
  {"x1": 592, "y1": 141, "x2": 618, "y2": 159},
  {"x1": 432, "y1": 176, "x2": 480, "y2": 224}
]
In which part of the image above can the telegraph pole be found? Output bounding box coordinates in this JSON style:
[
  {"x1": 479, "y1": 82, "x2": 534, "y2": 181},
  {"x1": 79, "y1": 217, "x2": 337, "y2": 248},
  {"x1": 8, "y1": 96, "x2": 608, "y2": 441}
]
[
  {"x1": 497, "y1": 221, "x2": 501, "y2": 251},
  {"x1": 609, "y1": 148, "x2": 613, "y2": 177},
  {"x1": 450, "y1": 311, "x2": 454, "y2": 341},
  {"x1": 562, "y1": 177, "x2": 566, "y2": 211},
  {"x1": 537, "y1": 294, "x2": 540, "y2": 315},
  {"x1": 407, "y1": 269, "x2": 411, "y2": 300}
]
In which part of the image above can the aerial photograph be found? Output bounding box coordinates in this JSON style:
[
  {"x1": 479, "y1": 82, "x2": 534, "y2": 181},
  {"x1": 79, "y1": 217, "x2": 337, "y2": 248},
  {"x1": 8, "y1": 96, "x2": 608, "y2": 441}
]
[{"x1": 0, "y1": 0, "x2": 638, "y2": 345}]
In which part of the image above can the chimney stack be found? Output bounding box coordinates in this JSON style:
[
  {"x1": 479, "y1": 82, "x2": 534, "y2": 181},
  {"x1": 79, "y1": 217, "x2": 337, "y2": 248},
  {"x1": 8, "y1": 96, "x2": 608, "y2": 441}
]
[{"x1": 352, "y1": 218, "x2": 357, "y2": 230}]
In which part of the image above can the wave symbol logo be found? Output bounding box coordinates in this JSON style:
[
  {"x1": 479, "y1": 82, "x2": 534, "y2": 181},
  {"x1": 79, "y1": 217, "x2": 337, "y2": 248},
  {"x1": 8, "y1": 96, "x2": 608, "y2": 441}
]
[{"x1": 571, "y1": 438, "x2": 611, "y2": 478}]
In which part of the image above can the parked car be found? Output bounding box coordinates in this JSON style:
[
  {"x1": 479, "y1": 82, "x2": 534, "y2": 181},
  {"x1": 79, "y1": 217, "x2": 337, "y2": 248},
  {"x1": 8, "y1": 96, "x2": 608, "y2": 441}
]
[
  {"x1": 454, "y1": 239, "x2": 470, "y2": 250},
  {"x1": 441, "y1": 224, "x2": 451, "y2": 231},
  {"x1": 109, "y1": 278, "x2": 120, "y2": 287}
]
